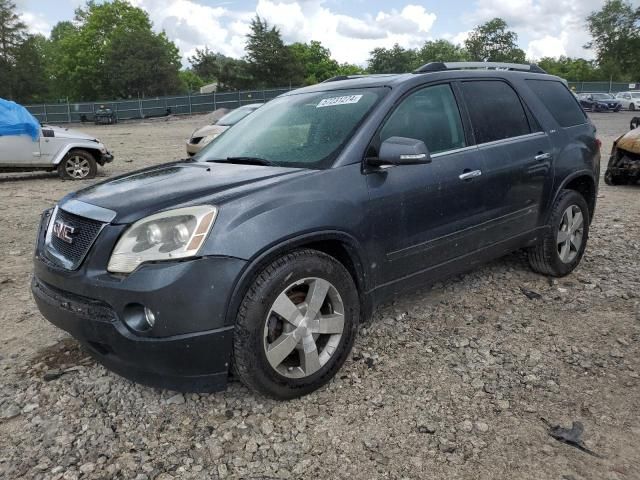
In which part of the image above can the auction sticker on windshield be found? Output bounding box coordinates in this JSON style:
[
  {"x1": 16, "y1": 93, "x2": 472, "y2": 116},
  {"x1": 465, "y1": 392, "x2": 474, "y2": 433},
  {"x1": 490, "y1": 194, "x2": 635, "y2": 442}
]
[{"x1": 317, "y1": 95, "x2": 363, "y2": 108}]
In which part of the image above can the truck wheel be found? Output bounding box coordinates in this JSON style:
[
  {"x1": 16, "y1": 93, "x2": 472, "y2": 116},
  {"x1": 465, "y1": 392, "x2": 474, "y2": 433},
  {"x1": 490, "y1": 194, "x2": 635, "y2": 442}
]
[
  {"x1": 528, "y1": 190, "x2": 590, "y2": 277},
  {"x1": 233, "y1": 249, "x2": 359, "y2": 399},
  {"x1": 604, "y1": 171, "x2": 619, "y2": 186},
  {"x1": 58, "y1": 150, "x2": 97, "y2": 180}
]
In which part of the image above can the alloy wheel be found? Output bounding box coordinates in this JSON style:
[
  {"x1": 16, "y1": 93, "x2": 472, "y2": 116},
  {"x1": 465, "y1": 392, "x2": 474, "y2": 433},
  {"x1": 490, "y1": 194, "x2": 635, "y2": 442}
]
[
  {"x1": 557, "y1": 205, "x2": 584, "y2": 263},
  {"x1": 263, "y1": 277, "x2": 345, "y2": 379},
  {"x1": 65, "y1": 156, "x2": 91, "y2": 179}
]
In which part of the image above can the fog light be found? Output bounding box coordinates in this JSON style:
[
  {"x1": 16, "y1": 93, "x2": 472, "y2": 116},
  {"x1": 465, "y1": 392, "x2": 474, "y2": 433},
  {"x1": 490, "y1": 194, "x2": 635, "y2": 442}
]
[
  {"x1": 123, "y1": 304, "x2": 156, "y2": 332},
  {"x1": 144, "y1": 307, "x2": 156, "y2": 328}
]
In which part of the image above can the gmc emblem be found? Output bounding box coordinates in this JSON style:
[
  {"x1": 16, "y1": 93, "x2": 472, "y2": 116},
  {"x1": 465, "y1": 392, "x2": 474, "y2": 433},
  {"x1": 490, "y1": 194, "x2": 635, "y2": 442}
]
[{"x1": 52, "y1": 220, "x2": 76, "y2": 244}]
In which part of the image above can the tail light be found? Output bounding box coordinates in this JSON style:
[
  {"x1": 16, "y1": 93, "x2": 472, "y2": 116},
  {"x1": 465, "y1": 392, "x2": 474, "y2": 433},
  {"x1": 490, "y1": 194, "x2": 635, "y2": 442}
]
[{"x1": 595, "y1": 138, "x2": 602, "y2": 150}]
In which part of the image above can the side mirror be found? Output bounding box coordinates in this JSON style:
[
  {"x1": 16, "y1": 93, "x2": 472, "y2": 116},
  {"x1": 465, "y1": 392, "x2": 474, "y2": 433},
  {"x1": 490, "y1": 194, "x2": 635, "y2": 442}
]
[{"x1": 367, "y1": 136, "x2": 432, "y2": 167}]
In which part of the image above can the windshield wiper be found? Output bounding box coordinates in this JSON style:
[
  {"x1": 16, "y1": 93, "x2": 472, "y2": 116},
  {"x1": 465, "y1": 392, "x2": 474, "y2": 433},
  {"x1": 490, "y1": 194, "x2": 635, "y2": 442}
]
[{"x1": 208, "y1": 156, "x2": 275, "y2": 166}]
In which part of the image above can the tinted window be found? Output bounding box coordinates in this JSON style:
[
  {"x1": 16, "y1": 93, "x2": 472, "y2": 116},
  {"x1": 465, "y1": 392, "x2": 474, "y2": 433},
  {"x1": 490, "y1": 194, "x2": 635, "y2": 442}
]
[
  {"x1": 379, "y1": 84, "x2": 466, "y2": 154},
  {"x1": 526, "y1": 80, "x2": 587, "y2": 128},
  {"x1": 461, "y1": 81, "x2": 531, "y2": 144}
]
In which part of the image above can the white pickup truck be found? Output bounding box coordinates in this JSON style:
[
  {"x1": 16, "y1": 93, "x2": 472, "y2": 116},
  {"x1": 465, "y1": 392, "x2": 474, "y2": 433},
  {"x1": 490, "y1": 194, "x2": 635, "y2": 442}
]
[{"x1": 0, "y1": 124, "x2": 114, "y2": 180}]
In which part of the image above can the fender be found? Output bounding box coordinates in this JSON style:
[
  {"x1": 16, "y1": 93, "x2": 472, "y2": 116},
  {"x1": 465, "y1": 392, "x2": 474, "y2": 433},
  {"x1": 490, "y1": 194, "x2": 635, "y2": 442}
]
[
  {"x1": 52, "y1": 141, "x2": 105, "y2": 165},
  {"x1": 546, "y1": 169, "x2": 597, "y2": 223},
  {"x1": 223, "y1": 229, "x2": 373, "y2": 326}
]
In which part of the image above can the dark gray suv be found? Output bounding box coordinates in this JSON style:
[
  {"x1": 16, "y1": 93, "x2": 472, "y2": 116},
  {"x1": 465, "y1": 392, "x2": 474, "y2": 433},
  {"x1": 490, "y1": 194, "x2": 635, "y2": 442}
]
[{"x1": 32, "y1": 62, "x2": 600, "y2": 399}]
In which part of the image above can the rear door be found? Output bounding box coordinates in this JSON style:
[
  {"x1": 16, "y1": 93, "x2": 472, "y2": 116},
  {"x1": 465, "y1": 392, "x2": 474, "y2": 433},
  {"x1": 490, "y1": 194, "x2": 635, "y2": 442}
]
[
  {"x1": 365, "y1": 83, "x2": 487, "y2": 285},
  {"x1": 0, "y1": 134, "x2": 41, "y2": 165},
  {"x1": 460, "y1": 80, "x2": 552, "y2": 242}
]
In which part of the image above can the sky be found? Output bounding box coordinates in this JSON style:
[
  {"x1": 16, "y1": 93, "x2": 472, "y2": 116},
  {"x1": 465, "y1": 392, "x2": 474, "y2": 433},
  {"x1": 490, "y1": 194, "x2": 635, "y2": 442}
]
[{"x1": 14, "y1": 0, "x2": 623, "y2": 67}]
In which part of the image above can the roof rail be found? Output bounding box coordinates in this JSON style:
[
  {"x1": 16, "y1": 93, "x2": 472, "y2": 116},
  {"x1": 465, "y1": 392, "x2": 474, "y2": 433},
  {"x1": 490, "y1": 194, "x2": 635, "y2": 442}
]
[
  {"x1": 322, "y1": 75, "x2": 368, "y2": 83},
  {"x1": 413, "y1": 61, "x2": 547, "y2": 74}
]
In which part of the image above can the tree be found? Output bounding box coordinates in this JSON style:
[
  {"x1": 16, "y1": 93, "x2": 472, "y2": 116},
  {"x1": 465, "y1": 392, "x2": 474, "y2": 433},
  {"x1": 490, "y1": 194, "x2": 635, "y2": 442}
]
[
  {"x1": 367, "y1": 44, "x2": 417, "y2": 73},
  {"x1": 416, "y1": 40, "x2": 468, "y2": 65},
  {"x1": 188, "y1": 48, "x2": 254, "y2": 90},
  {"x1": 0, "y1": 0, "x2": 26, "y2": 99},
  {"x1": 464, "y1": 18, "x2": 526, "y2": 63},
  {"x1": 537, "y1": 56, "x2": 601, "y2": 82},
  {"x1": 586, "y1": 0, "x2": 640, "y2": 80},
  {"x1": 104, "y1": 29, "x2": 181, "y2": 98},
  {"x1": 49, "y1": 0, "x2": 179, "y2": 100},
  {"x1": 11, "y1": 34, "x2": 50, "y2": 102},
  {"x1": 179, "y1": 70, "x2": 206, "y2": 93},
  {"x1": 289, "y1": 41, "x2": 341, "y2": 84},
  {"x1": 245, "y1": 15, "x2": 297, "y2": 87}
]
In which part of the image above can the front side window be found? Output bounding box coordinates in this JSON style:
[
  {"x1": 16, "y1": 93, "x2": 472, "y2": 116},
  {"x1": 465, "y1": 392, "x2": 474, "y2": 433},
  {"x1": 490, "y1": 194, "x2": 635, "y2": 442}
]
[
  {"x1": 198, "y1": 88, "x2": 386, "y2": 169},
  {"x1": 379, "y1": 84, "x2": 466, "y2": 154},
  {"x1": 461, "y1": 81, "x2": 532, "y2": 144}
]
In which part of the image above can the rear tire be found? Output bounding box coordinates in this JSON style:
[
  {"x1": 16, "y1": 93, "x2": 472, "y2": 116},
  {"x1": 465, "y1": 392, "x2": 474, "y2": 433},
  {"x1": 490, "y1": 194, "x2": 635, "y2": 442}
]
[
  {"x1": 233, "y1": 249, "x2": 359, "y2": 399},
  {"x1": 528, "y1": 190, "x2": 590, "y2": 277},
  {"x1": 58, "y1": 150, "x2": 97, "y2": 180},
  {"x1": 604, "y1": 171, "x2": 619, "y2": 186}
]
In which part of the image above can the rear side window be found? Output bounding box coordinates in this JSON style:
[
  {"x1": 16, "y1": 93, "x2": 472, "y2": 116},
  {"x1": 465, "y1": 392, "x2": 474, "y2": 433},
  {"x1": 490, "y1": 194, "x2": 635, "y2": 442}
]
[
  {"x1": 526, "y1": 80, "x2": 586, "y2": 127},
  {"x1": 461, "y1": 81, "x2": 531, "y2": 144}
]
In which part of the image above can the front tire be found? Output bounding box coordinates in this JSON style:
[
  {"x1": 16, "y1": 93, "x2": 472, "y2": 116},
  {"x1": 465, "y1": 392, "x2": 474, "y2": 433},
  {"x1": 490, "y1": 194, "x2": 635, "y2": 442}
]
[
  {"x1": 233, "y1": 249, "x2": 359, "y2": 399},
  {"x1": 528, "y1": 190, "x2": 590, "y2": 277},
  {"x1": 58, "y1": 150, "x2": 97, "y2": 180},
  {"x1": 604, "y1": 170, "x2": 619, "y2": 186},
  {"x1": 630, "y1": 103, "x2": 635, "y2": 111}
]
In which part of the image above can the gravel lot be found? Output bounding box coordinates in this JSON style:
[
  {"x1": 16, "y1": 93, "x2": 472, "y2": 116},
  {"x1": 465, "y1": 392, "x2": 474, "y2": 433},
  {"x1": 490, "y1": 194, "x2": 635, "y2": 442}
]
[{"x1": 1, "y1": 112, "x2": 639, "y2": 480}]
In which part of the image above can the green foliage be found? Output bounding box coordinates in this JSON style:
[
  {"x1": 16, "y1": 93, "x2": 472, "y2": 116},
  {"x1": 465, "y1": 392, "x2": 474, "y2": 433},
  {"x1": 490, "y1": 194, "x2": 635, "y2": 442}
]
[
  {"x1": 290, "y1": 41, "x2": 340, "y2": 84},
  {"x1": 464, "y1": 18, "x2": 526, "y2": 63},
  {"x1": 537, "y1": 56, "x2": 602, "y2": 81},
  {"x1": 586, "y1": 0, "x2": 640, "y2": 80},
  {"x1": 416, "y1": 40, "x2": 468, "y2": 64},
  {"x1": 245, "y1": 15, "x2": 297, "y2": 88},
  {"x1": 367, "y1": 44, "x2": 417, "y2": 73},
  {"x1": 0, "y1": 0, "x2": 27, "y2": 99},
  {"x1": 188, "y1": 48, "x2": 254, "y2": 90},
  {"x1": 11, "y1": 34, "x2": 50, "y2": 102},
  {"x1": 179, "y1": 70, "x2": 206, "y2": 93}
]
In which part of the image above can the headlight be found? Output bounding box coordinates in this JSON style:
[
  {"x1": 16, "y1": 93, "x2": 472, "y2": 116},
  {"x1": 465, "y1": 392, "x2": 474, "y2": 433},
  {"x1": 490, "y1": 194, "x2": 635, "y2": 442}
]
[{"x1": 107, "y1": 205, "x2": 218, "y2": 273}]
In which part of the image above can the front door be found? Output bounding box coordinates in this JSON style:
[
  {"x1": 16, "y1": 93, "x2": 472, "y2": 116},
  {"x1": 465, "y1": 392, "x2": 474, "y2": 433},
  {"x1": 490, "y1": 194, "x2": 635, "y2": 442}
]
[{"x1": 365, "y1": 83, "x2": 486, "y2": 287}]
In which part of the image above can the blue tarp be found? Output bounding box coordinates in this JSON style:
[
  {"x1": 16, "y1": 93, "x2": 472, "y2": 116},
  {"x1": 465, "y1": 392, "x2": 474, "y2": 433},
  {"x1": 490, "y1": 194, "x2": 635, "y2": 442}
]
[{"x1": 0, "y1": 98, "x2": 40, "y2": 140}]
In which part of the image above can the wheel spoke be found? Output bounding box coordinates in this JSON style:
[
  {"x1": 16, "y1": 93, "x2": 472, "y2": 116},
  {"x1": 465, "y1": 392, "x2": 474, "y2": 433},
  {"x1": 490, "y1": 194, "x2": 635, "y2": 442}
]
[
  {"x1": 559, "y1": 240, "x2": 571, "y2": 262},
  {"x1": 557, "y1": 229, "x2": 570, "y2": 244},
  {"x1": 311, "y1": 313, "x2": 344, "y2": 334},
  {"x1": 299, "y1": 334, "x2": 321, "y2": 375},
  {"x1": 305, "y1": 278, "x2": 330, "y2": 317},
  {"x1": 570, "y1": 232, "x2": 582, "y2": 250},
  {"x1": 571, "y1": 211, "x2": 583, "y2": 233},
  {"x1": 271, "y1": 293, "x2": 303, "y2": 327},
  {"x1": 265, "y1": 332, "x2": 298, "y2": 369}
]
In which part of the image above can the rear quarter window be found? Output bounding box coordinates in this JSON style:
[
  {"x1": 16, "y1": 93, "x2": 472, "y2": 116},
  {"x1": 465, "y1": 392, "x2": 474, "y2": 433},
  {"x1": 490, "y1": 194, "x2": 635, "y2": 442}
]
[{"x1": 526, "y1": 80, "x2": 587, "y2": 128}]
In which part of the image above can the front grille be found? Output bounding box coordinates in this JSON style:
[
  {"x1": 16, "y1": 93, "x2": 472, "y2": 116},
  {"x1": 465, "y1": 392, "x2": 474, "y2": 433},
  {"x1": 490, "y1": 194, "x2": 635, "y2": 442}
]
[{"x1": 45, "y1": 208, "x2": 105, "y2": 270}]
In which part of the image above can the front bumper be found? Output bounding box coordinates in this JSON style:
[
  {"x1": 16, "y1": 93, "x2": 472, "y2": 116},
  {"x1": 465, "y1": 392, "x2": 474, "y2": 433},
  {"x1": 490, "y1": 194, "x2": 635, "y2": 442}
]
[
  {"x1": 100, "y1": 152, "x2": 114, "y2": 164},
  {"x1": 186, "y1": 141, "x2": 204, "y2": 156},
  {"x1": 32, "y1": 210, "x2": 247, "y2": 392}
]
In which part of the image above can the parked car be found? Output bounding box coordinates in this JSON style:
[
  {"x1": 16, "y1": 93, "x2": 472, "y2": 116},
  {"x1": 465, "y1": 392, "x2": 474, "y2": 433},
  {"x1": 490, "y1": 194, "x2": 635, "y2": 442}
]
[
  {"x1": 33, "y1": 62, "x2": 600, "y2": 399},
  {"x1": 605, "y1": 120, "x2": 640, "y2": 185},
  {"x1": 577, "y1": 93, "x2": 622, "y2": 112},
  {"x1": 0, "y1": 99, "x2": 113, "y2": 179},
  {"x1": 186, "y1": 103, "x2": 262, "y2": 156},
  {"x1": 614, "y1": 91, "x2": 640, "y2": 110}
]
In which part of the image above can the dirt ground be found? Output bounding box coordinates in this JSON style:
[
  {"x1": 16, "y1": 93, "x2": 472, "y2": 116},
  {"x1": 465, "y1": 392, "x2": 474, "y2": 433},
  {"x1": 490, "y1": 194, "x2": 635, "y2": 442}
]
[{"x1": 0, "y1": 111, "x2": 639, "y2": 480}]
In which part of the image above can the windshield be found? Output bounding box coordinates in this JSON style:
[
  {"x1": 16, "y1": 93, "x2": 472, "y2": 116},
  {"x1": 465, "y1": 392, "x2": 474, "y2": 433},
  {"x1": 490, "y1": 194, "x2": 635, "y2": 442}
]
[
  {"x1": 592, "y1": 93, "x2": 613, "y2": 99},
  {"x1": 215, "y1": 106, "x2": 260, "y2": 126},
  {"x1": 198, "y1": 88, "x2": 386, "y2": 169}
]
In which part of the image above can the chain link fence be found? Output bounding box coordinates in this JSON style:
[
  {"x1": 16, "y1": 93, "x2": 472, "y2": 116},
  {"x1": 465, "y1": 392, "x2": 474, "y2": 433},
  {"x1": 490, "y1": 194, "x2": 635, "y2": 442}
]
[
  {"x1": 25, "y1": 87, "x2": 294, "y2": 124},
  {"x1": 568, "y1": 81, "x2": 639, "y2": 93}
]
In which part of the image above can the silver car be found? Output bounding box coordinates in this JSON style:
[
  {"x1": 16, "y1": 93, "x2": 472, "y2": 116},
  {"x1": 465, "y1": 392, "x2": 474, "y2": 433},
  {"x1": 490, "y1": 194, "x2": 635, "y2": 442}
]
[
  {"x1": 0, "y1": 124, "x2": 113, "y2": 180},
  {"x1": 614, "y1": 91, "x2": 640, "y2": 111},
  {"x1": 186, "y1": 103, "x2": 262, "y2": 156}
]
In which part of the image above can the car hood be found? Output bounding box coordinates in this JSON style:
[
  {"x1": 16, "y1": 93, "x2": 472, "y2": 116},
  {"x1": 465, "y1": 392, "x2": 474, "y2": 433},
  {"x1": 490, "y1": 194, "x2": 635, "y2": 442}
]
[
  {"x1": 45, "y1": 125, "x2": 98, "y2": 141},
  {"x1": 61, "y1": 161, "x2": 311, "y2": 224},
  {"x1": 191, "y1": 124, "x2": 228, "y2": 139},
  {"x1": 616, "y1": 128, "x2": 640, "y2": 154}
]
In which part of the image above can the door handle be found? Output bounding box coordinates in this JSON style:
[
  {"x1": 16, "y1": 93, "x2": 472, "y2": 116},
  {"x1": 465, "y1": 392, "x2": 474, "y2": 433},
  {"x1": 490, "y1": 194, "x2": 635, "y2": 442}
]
[
  {"x1": 459, "y1": 169, "x2": 482, "y2": 181},
  {"x1": 535, "y1": 152, "x2": 552, "y2": 161}
]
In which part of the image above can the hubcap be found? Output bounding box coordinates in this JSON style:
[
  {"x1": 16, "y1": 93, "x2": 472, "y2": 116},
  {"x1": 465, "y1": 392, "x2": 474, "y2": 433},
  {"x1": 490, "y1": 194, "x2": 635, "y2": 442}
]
[
  {"x1": 263, "y1": 277, "x2": 345, "y2": 379},
  {"x1": 65, "y1": 156, "x2": 90, "y2": 178},
  {"x1": 557, "y1": 205, "x2": 584, "y2": 263}
]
